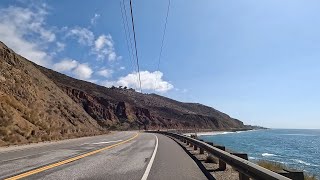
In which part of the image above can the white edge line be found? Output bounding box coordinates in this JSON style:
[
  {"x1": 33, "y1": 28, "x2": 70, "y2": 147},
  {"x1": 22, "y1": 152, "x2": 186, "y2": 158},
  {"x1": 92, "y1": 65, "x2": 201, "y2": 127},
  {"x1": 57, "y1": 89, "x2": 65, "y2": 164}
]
[{"x1": 141, "y1": 134, "x2": 158, "y2": 180}]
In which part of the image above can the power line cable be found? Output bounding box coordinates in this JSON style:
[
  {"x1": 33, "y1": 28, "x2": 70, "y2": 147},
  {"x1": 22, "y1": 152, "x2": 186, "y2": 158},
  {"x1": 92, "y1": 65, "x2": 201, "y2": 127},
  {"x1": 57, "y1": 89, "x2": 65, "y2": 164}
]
[
  {"x1": 122, "y1": 0, "x2": 136, "y2": 67},
  {"x1": 157, "y1": 0, "x2": 171, "y2": 72},
  {"x1": 154, "y1": 0, "x2": 171, "y2": 92},
  {"x1": 120, "y1": 0, "x2": 136, "y2": 74},
  {"x1": 129, "y1": 0, "x2": 142, "y2": 93},
  {"x1": 120, "y1": 0, "x2": 141, "y2": 90}
]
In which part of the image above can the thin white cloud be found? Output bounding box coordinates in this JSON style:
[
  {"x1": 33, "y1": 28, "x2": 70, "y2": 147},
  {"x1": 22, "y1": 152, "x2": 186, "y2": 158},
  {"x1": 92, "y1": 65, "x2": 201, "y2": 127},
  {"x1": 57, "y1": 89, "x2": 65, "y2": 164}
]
[
  {"x1": 97, "y1": 68, "x2": 113, "y2": 78},
  {"x1": 73, "y1": 64, "x2": 93, "y2": 80},
  {"x1": 93, "y1": 34, "x2": 119, "y2": 61},
  {"x1": 95, "y1": 35, "x2": 112, "y2": 51},
  {"x1": 88, "y1": 79, "x2": 98, "y2": 83},
  {"x1": 119, "y1": 66, "x2": 125, "y2": 70},
  {"x1": 56, "y1": 42, "x2": 65, "y2": 52},
  {"x1": 102, "y1": 80, "x2": 116, "y2": 88},
  {"x1": 53, "y1": 59, "x2": 78, "y2": 72},
  {"x1": 67, "y1": 30, "x2": 119, "y2": 62},
  {"x1": 0, "y1": 5, "x2": 54, "y2": 66},
  {"x1": 90, "y1": 13, "x2": 100, "y2": 25},
  {"x1": 67, "y1": 27, "x2": 94, "y2": 45},
  {"x1": 53, "y1": 59, "x2": 93, "y2": 80},
  {"x1": 0, "y1": 3, "x2": 121, "y2": 82},
  {"x1": 103, "y1": 71, "x2": 174, "y2": 92}
]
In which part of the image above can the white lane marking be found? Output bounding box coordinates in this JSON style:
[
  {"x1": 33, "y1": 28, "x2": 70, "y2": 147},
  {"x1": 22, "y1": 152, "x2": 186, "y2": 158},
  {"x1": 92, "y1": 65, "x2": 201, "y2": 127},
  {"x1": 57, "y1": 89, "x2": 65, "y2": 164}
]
[
  {"x1": 141, "y1": 134, "x2": 158, "y2": 180},
  {"x1": 91, "y1": 140, "x2": 123, "y2": 145},
  {"x1": 81, "y1": 140, "x2": 123, "y2": 145}
]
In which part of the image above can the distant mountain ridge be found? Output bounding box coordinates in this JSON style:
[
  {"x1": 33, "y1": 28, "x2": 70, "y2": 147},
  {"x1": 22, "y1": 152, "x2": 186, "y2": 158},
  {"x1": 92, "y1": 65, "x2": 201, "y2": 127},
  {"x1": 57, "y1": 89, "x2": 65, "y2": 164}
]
[{"x1": 0, "y1": 40, "x2": 248, "y2": 146}]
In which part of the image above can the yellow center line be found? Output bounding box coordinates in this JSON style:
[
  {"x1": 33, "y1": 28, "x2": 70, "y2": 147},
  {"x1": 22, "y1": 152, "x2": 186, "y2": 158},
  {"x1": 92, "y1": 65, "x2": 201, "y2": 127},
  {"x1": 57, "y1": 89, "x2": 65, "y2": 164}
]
[{"x1": 5, "y1": 133, "x2": 139, "y2": 180}]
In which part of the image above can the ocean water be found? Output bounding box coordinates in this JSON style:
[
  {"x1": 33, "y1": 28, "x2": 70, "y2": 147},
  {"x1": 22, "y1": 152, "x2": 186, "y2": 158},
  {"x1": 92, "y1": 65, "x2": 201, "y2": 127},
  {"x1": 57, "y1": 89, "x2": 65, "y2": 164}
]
[{"x1": 199, "y1": 129, "x2": 320, "y2": 176}]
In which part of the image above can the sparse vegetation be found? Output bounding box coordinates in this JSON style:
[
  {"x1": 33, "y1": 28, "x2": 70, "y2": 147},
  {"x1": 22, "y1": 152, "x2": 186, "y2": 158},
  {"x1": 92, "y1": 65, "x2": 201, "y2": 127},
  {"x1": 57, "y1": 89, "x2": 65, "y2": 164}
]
[
  {"x1": 256, "y1": 160, "x2": 318, "y2": 180},
  {"x1": 0, "y1": 42, "x2": 106, "y2": 146}
]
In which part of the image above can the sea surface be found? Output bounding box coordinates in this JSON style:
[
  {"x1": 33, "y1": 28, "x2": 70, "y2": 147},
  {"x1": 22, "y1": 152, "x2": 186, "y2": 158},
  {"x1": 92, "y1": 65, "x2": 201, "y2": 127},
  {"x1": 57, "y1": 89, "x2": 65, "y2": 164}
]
[{"x1": 199, "y1": 129, "x2": 320, "y2": 176}]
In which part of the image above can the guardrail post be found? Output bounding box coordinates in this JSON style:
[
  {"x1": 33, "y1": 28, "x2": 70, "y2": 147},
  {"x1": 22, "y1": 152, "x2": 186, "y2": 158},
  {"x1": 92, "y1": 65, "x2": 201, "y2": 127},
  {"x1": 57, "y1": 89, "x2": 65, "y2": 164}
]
[
  {"x1": 199, "y1": 148, "x2": 204, "y2": 154},
  {"x1": 231, "y1": 153, "x2": 249, "y2": 180},
  {"x1": 186, "y1": 141, "x2": 190, "y2": 145},
  {"x1": 214, "y1": 145, "x2": 227, "y2": 171},
  {"x1": 194, "y1": 144, "x2": 198, "y2": 150},
  {"x1": 278, "y1": 169, "x2": 304, "y2": 180}
]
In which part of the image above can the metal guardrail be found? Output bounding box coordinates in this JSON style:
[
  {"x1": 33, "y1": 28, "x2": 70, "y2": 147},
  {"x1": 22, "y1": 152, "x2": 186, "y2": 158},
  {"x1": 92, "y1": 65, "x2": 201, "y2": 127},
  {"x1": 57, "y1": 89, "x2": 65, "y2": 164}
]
[{"x1": 149, "y1": 131, "x2": 292, "y2": 180}]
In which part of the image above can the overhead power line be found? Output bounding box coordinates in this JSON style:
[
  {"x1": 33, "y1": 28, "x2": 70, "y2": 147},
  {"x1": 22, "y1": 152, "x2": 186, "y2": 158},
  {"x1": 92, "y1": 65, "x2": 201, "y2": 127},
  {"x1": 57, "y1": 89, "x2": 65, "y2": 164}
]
[
  {"x1": 122, "y1": 0, "x2": 140, "y2": 88},
  {"x1": 157, "y1": 0, "x2": 171, "y2": 72},
  {"x1": 120, "y1": 0, "x2": 137, "y2": 77},
  {"x1": 154, "y1": 0, "x2": 171, "y2": 92},
  {"x1": 129, "y1": 0, "x2": 142, "y2": 93}
]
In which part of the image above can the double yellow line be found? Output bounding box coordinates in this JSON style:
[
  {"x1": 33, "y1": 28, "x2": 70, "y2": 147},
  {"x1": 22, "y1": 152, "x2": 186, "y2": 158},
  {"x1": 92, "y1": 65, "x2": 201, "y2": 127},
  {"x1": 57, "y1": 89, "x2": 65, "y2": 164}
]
[{"x1": 6, "y1": 133, "x2": 139, "y2": 180}]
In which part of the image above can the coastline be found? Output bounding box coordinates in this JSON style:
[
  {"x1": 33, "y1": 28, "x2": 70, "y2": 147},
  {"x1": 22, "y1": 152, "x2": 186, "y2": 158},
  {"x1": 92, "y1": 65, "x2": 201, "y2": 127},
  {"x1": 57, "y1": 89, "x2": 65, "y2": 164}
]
[
  {"x1": 196, "y1": 129, "x2": 320, "y2": 177},
  {"x1": 184, "y1": 129, "x2": 260, "y2": 137}
]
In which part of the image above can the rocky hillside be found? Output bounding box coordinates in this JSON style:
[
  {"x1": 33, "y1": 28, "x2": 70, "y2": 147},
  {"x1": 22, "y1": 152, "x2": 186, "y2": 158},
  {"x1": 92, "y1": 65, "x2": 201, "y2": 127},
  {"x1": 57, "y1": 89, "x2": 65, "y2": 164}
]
[
  {"x1": 36, "y1": 65, "x2": 246, "y2": 131},
  {"x1": 0, "y1": 40, "x2": 247, "y2": 146},
  {"x1": 0, "y1": 42, "x2": 106, "y2": 146}
]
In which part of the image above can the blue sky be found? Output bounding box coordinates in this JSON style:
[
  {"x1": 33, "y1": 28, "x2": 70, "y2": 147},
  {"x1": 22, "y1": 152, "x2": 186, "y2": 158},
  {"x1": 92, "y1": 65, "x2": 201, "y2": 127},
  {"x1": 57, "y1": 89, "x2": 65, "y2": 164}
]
[{"x1": 1, "y1": 0, "x2": 320, "y2": 129}]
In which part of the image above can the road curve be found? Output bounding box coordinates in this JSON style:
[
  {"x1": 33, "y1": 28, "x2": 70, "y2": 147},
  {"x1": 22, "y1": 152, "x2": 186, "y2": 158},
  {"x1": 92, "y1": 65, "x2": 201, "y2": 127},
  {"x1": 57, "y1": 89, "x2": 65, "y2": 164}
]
[{"x1": 0, "y1": 131, "x2": 207, "y2": 180}]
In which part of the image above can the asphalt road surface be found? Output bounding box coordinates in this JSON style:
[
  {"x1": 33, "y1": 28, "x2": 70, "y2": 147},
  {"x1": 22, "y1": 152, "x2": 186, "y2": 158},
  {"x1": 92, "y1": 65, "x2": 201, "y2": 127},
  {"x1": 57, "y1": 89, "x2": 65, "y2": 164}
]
[{"x1": 0, "y1": 131, "x2": 207, "y2": 180}]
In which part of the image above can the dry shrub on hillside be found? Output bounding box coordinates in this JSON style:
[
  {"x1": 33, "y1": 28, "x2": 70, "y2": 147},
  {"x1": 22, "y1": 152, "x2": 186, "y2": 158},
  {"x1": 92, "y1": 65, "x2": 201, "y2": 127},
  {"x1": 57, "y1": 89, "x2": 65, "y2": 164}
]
[{"x1": 256, "y1": 160, "x2": 318, "y2": 180}]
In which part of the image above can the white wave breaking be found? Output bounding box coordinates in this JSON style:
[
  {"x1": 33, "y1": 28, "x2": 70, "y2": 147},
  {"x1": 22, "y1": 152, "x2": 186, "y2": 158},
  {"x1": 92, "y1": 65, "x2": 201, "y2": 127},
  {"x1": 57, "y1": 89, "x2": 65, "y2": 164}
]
[
  {"x1": 292, "y1": 159, "x2": 319, "y2": 167},
  {"x1": 262, "y1": 153, "x2": 277, "y2": 157},
  {"x1": 283, "y1": 134, "x2": 317, "y2": 137},
  {"x1": 186, "y1": 130, "x2": 256, "y2": 137},
  {"x1": 184, "y1": 131, "x2": 235, "y2": 136}
]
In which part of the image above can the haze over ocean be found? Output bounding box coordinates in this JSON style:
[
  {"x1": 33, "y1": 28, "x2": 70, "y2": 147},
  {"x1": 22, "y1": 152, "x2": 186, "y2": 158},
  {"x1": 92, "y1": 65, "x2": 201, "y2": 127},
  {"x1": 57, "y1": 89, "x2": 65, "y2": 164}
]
[{"x1": 199, "y1": 129, "x2": 320, "y2": 177}]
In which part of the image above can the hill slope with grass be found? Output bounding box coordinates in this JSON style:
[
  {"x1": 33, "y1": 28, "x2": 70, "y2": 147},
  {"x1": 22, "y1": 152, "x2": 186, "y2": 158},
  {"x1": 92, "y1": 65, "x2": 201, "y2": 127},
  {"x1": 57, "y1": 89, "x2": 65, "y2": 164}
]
[
  {"x1": 0, "y1": 40, "x2": 249, "y2": 146},
  {"x1": 0, "y1": 41, "x2": 106, "y2": 146}
]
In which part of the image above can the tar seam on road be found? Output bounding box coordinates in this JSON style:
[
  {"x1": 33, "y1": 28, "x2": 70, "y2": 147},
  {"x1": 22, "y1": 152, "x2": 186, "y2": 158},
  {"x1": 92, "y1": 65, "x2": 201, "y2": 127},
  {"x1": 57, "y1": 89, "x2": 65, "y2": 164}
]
[
  {"x1": 5, "y1": 133, "x2": 139, "y2": 180},
  {"x1": 141, "y1": 134, "x2": 159, "y2": 180},
  {"x1": 0, "y1": 151, "x2": 49, "y2": 163}
]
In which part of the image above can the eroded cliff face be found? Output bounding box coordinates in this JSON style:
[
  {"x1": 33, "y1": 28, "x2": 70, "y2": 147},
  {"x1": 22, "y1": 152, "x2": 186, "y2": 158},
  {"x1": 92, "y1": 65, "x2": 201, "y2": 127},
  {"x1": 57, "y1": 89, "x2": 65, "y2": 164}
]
[
  {"x1": 36, "y1": 64, "x2": 247, "y2": 131},
  {"x1": 61, "y1": 86, "x2": 154, "y2": 130},
  {"x1": 0, "y1": 42, "x2": 106, "y2": 146}
]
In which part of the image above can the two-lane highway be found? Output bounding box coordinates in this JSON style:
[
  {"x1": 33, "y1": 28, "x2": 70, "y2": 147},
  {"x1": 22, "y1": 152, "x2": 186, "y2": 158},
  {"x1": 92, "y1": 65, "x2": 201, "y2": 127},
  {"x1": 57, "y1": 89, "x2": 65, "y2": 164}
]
[{"x1": 0, "y1": 132, "x2": 207, "y2": 180}]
